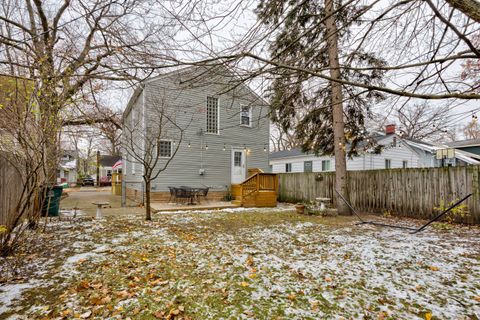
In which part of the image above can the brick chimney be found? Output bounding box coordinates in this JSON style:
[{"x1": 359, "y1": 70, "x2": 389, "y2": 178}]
[{"x1": 385, "y1": 124, "x2": 396, "y2": 135}]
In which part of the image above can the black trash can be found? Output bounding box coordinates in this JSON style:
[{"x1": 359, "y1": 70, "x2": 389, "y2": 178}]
[{"x1": 41, "y1": 186, "x2": 63, "y2": 217}]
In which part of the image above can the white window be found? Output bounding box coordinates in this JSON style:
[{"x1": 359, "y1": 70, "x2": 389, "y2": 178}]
[
  {"x1": 159, "y1": 140, "x2": 172, "y2": 158},
  {"x1": 402, "y1": 160, "x2": 408, "y2": 168},
  {"x1": 131, "y1": 155, "x2": 135, "y2": 175},
  {"x1": 240, "y1": 105, "x2": 252, "y2": 127},
  {"x1": 131, "y1": 109, "x2": 136, "y2": 127},
  {"x1": 322, "y1": 160, "x2": 330, "y2": 171},
  {"x1": 206, "y1": 96, "x2": 219, "y2": 134},
  {"x1": 234, "y1": 151, "x2": 242, "y2": 167},
  {"x1": 304, "y1": 161, "x2": 313, "y2": 173},
  {"x1": 285, "y1": 163, "x2": 292, "y2": 172},
  {"x1": 385, "y1": 159, "x2": 391, "y2": 169}
]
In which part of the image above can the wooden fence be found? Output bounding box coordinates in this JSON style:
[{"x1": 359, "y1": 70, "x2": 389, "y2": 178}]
[
  {"x1": 278, "y1": 166, "x2": 480, "y2": 224},
  {"x1": 0, "y1": 156, "x2": 23, "y2": 229}
]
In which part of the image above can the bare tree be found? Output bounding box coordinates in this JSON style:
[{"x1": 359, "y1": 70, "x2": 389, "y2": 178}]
[
  {"x1": 397, "y1": 102, "x2": 451, "y2": 141},
  {"x1": 123, "y1": 96, "x2": 191, "y2": 221},
  {"x1": 0, "y1": 0, "x2": 178, "y2": 183},
  {"x1": 0, "y1": 75, "x2": 46, "y2": 256},
  {"x1": 463, "y1": 119, "x2": 480, "y2": 139}
]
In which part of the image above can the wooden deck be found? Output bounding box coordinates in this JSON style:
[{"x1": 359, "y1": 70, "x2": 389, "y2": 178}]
[
  {"x1": 150, "y1": 201, "x2": 241, "y2": 213},
  {"x1": 233, "y1": 171, "x2": 278, "y2": 207}
]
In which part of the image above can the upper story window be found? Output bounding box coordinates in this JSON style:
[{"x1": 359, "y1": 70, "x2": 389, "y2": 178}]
[
  {"x1": 240, "y1": 105, "x2": 252, "y2": 127},
  {"x1": 130, "y1": 155, "x2": 135, "y2": 175},
  {"x1": 131, "y1": 108, "x2": 136, "y2": 127},
  {"x1": 206, "y1": 96, "x2": 219, "y2": 134},
  {"x1": 402, "y1": 160, "x2": 408, "y2": 168},
  {"x1": 159, "y1": 140, "x2": 172, "y2": 158}
]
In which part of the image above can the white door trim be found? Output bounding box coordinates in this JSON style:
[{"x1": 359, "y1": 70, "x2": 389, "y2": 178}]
[{"x1": 231, "y1": 148, "x2": 246, "y2": 184}]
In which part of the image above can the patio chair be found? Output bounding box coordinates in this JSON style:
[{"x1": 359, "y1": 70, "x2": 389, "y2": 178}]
[
  {"x1": 198, "y1": 187, "x2": 209, "y2": 202},
  {"x1": 175, "y1": 187, "x2": 194, "y2": 204},
  {"x1": 168, "y1": 186, "x2": 176, "y2": 202}
]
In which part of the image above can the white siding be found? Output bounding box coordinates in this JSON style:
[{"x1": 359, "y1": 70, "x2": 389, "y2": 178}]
[{"x1": 270, "y1": 136, "x2": 421, "y2": 173}]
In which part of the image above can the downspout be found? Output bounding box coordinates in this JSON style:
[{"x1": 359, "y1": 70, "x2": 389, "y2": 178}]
[{"x1": 142, "y1": 84, "x2": 146, "y2": 204}]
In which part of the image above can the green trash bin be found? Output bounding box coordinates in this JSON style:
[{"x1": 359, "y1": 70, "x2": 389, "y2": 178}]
[{"x1": 41, "y1": 186, "x2": 63, "y2": 217}]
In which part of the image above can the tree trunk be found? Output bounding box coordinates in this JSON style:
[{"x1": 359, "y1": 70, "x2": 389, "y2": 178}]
[
  {"x1": 445, "y1": 0, "x2": 480, "y2": 23},
  {"x1": 325, "y1": 0, "x2": 351, "y2": 215},
  {"x1": 145, "y1": 179, "x2": 152, "y2": 221}
]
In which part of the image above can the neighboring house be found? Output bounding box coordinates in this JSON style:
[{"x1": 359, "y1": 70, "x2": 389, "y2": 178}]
[
  {"x1": 58, "y1": 150, "x2": 78, "y2": 186},
  {"x1": 270, "y1": 125, "x2": 480, "y2": 173},
  {"x1": 122, "y1": 66, "x2": 270, "y2": 202},
  {"x1": 446, "y1": 138, "x2": 480, "y2": 156},
  {"x1": 99, "y1": 155, "x2": 122, "y2": 180}
]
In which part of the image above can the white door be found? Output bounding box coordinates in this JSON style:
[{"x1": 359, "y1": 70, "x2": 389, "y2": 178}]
[{"x1": 231, "y1": 149, "x2": 246, "y2": 184}]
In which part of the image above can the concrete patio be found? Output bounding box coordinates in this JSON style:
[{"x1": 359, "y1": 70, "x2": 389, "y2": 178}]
[{"x1": 150, "y1": 201, "x2": 241, "y2": 212}]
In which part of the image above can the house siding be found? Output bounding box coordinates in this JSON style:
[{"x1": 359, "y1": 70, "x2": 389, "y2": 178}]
[
  {"x1": 123, "y1": 67, "x2": 270, "y2": 193},
  {"x1": 270, "y1": 135, "x2": 420, "y2": 173}
]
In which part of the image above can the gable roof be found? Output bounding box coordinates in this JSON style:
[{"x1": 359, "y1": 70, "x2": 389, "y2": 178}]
[
  {"x1": 100, "y1": 155, "x2": 121, "y2": 167},
  {"x1": 122, "y1": 65, "x2": 268, "y2": 121}
]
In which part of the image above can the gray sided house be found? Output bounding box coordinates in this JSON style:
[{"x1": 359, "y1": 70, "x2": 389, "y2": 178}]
[{"x1": 122, "y1": 66, "x2": 270, "y2": 202}]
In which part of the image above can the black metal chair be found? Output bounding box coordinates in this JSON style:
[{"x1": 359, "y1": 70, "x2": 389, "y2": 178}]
[
  {"x1": 198, "y1": 187, "x2": 209, "y2": 202},
  {"x1": 175, "y1": 187, "x2": 195, "y2": 204},
  {"x1": 168, "y1": 186, "x2": 176, "y2": 203}
]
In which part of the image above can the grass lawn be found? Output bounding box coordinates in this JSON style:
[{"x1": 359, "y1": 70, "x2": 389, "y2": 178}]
[{"x1": 1, "y1": 207, "x2": 479, "y2": 319}]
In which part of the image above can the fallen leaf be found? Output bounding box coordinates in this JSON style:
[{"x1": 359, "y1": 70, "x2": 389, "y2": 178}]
[
  {"x1": 80, "y1": 310, "x2": 92, "y2": 319},
  {"x1": 115, "y1": 290, "x2": 130, "y2": 300},
  {"x1": 153, "y1": 311, "x2": 164, "y2": 318},
  {"x1": 474, "y1": 296, "x2": 480, "y2": 302},
  {"x1": 425, "y1": 311, "x2": 432, "y2": 320},
  {"x1": 239, "y1": 281, "x2": 249, "y2": 287},
  {"x1": 429, "y1": 266, "x2": 439, "y2": 271},
  {"x1": 287, "y1": 293, "x2": 296, "y2": 301}
]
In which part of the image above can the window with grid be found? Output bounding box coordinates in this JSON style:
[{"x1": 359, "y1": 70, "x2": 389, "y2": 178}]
[
  {"x1": 159, "y1": 140, "x2": 172, "y2": 158},
  {"x1": 321, "y1": 160, "x2": 330, "y2": 171},
  {"x1": 234, "y1": 151, "x2": 242, "y2": 167},
  {"x1": 206, "y1": 96, "x2": 219, "y2": 134},
  {"x1": 240, "y1": 105, "x2": 251, "y2": 126}
]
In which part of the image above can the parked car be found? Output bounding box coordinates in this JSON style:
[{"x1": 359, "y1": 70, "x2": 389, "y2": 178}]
[{"x1": 82, "y1": 176, "x2": 95, "y2": 186}]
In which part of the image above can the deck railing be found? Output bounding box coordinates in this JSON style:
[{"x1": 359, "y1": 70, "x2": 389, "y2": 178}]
[{"x1": 241, "y1": 172, "x2": 277, "y2": 200}]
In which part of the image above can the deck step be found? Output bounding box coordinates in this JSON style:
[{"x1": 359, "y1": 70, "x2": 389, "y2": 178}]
[{"x1": 231, "y1": 200, "x2": 242, "y2": 206}]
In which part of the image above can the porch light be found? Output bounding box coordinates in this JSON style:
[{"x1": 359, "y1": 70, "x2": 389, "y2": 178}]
[
  {"x1": 188, "y1": 141, "x2": 191, "y2": 148},
  {"x1": 223, "y1": 143, "x2": 226, "y2": 151},
  {"x1": 263, "y1": 145, "x2": 267, "y2": 152},
  {"x1": 205, "y1": 144, "x2": 209, "y2": 150}
]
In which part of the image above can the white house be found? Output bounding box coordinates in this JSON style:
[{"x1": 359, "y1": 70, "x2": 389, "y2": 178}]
[
  {"x1": 270, "y1": 126, "x2": 480, "y2": 173},
  {"x1": 58, "y1": 150, "x2": 78, "y2": 186}
]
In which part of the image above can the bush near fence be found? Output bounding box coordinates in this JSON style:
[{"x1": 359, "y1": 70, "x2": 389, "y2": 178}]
[{"x1": 278, "y1": 166, "x2": 480, "y2": 224}]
